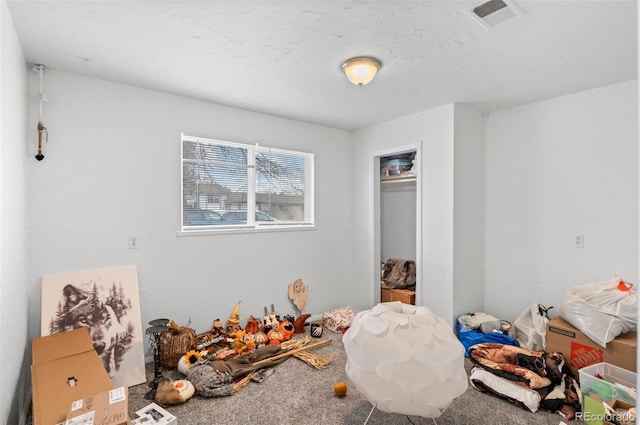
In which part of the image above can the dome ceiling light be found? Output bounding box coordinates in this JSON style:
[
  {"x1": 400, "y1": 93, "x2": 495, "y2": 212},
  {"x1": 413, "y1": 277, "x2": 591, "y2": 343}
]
[{"x1": 341, "y1": 57, "x2": 382, "y2": 87}]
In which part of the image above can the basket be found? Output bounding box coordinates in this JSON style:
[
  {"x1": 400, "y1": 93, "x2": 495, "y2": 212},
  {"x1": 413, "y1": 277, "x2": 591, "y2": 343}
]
[{"x1": 159, "y1": 326, "x2": 197, "y2": 368}]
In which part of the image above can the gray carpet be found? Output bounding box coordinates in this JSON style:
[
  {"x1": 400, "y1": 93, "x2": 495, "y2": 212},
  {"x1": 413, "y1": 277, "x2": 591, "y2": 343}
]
[{"x1": 126, "y1": 326, "x2": 585, "y2": 425}]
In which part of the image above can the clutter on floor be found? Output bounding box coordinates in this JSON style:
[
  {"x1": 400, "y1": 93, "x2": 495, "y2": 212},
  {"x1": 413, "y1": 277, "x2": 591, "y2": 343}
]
[
  {"x1": 380, "y1": 258, "x2": 416, "y2": 290},
  {"x1": 150, "y1": 297, "x2": 337, "y2": 405},
  {"x1": 457, "y1": 311, "x2": 520, "y2": 355},
  {"x1": 380, "y1": 287, "x2": 416, "y2": 304},
  {"x1": 579, "y1": 362, "x2": 636, "y2": 425},
  {"x1": 64, "y1": 387, "x2": 130, "y2": 425},
  {"x1": 380, "y1": 259, "x2": 417, "y2": 305},
  {"x1": 468, "y1": 342, "x2": 581, "y2": 420},
  {"x1": 31, "y1": 273, "x2": 638, "y2": 424},
  {"x1": 134, "y1": 402, "x2": 177, "y2": 425},
  {"x1": 30, "y1": 277, "x2": 345, "y2": 425},
  {"x1": 514, "y1": 302, "x2": 553, "y2": 351},
  {"x1": 559, "y1": 276, "x2": 637, "y2": 348},
  {"x1": 154, "y1": 380, "x2": 195, "y2": 406},
  {"x1": 546, "y1": 316, "x2": 637, "y2": 373},
  {"x1": 333, "y1": 381, "x2": 348, "y2": 397},
  {"x1": 462, "y1": 275, "x2": 637, "y2": 423},
  {"x1": 322, "y1": 306, "x2": 356, "y2": 334},
  {"x1": 31, "y1": 328, "x2": 115, "y2": 425},
  {"x1": 159, "y1": 321, "x2": 197, "y2": 369}
]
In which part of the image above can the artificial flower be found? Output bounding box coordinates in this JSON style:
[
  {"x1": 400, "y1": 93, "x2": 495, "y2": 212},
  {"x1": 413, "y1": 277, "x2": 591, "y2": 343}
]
[{"x1": 183, "y1": 349, "x2": 202, "y2": 366}]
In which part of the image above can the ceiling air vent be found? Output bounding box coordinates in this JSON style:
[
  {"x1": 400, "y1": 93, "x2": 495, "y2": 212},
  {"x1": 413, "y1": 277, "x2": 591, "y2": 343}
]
[{"x1": 467, "y1": 0, "x2": 524, "y2": 30}]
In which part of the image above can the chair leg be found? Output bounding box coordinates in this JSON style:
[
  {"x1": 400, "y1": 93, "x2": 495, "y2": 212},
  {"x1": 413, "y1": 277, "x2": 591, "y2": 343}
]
[
  {"x1": 362, "y1": 403, "x2": 439, "y2": 425},
  {"x1": 363, "y1": 404, "x2": 376, "y2": 425}
]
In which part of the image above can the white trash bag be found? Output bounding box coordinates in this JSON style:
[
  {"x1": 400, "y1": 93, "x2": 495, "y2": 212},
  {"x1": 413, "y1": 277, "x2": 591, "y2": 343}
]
[
  {"x1": 514, "y1": 303, "x2": 552, "y2": 351},
  {"x1": 559, "y1": 276, "x2": 637, "y2": 348}
]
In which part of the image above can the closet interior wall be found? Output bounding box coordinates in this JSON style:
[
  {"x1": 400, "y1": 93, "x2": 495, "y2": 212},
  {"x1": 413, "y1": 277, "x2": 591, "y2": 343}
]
[{"x1": 380, "y1": 151, "x2": 417, "y2": 305}]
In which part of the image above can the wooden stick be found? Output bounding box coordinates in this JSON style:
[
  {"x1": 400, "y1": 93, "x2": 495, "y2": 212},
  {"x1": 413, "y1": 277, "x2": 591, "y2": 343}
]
[
  {"x1": 233, "y1": 372, "x2": 255, "y2": 392},
  {"x1": 251, "y1": 339, "x2": 331, "y2": 368}
]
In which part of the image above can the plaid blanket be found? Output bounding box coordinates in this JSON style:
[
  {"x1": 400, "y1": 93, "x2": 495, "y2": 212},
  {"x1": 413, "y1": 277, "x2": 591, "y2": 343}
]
[{"x1": 468, "y1": 343, "x2": 581, "y2": 420}]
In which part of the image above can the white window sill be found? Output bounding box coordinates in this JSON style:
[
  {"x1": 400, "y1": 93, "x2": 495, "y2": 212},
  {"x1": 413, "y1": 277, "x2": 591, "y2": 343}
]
[{"x1": 176, "y1": 224, "x2": 316, "y2": 237}]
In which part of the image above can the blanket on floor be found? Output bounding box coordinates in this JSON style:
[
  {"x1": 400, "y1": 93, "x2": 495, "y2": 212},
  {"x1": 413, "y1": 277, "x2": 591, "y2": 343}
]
[{"x1": 468, "y1": 343, "x2": 581, "y2": 420}]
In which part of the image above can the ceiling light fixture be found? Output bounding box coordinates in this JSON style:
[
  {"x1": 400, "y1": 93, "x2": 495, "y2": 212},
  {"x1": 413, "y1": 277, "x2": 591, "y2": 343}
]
[{"x1": 341, "y1": 57, "x2": 381, "y2": 87}]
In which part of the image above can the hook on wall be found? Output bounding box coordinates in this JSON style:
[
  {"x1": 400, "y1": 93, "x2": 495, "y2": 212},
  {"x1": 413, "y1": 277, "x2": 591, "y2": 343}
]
[{"x1": 32, "y1": 63, "x2": 48, "y2": 161}]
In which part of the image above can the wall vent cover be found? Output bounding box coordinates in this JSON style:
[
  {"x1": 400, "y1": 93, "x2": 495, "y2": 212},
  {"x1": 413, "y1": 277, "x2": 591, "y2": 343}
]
[{"x1": 467, "y1": 0, "x2": 524, "y2": 29}]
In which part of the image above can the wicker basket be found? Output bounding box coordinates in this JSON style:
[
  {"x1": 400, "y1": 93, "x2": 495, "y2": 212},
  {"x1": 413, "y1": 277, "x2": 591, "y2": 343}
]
[{"x1": 159, "y1": 326, "x2": 197, "y2": 368}]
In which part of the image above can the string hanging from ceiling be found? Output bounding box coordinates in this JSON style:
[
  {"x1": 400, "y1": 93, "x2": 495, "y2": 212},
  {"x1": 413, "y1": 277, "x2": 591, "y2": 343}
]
[{"x1": 33, "y1": 63, "x2": 48, "y2": 161}]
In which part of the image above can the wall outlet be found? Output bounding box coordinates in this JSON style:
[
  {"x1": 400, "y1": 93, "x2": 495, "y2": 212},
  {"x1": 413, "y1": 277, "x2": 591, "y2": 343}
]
[
  {"x1": 128, "y1": 235, "x2": 139, "y2": 249},
  {"x1": 573, "y1": 234, "x2": 584, "y2": 248}
]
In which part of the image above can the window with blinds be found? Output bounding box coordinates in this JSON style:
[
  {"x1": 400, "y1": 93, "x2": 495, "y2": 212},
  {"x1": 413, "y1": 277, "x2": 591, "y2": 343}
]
[{"x1": 181, "y1": 134, "x2": 314, "y2": 231}]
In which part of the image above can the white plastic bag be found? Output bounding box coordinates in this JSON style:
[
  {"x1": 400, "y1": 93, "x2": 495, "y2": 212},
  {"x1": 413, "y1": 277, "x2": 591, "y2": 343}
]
[
  {"x1": 514, "y1": 303, "x2": 551, "y2": 351},
  {"x1": 559, "y1": 276, "x2": 637, "y2": 348}
]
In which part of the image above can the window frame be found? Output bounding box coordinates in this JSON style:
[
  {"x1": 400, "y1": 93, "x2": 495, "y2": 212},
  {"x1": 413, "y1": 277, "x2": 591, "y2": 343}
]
[{"x1": 179, "y1": 133, "x2": 315, "y2": 235}]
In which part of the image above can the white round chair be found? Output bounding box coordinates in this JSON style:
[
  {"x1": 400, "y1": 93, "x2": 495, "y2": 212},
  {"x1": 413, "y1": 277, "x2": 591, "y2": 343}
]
[{"x1": 343, "y1": 302, "x2": 468, "y2": 424}]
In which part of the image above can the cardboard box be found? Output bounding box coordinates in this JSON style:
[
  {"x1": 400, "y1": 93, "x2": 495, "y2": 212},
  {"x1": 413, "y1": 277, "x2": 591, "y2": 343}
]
[
  {"x1": 31, "y1": 328, "x2": 113, "y2": 425},
  {"x1": 607, "y1": 400, "x2": 636, "y2": 425},
  {"x1": 135, "y1": 403, "x2": 177, "y2": 425},
  {"x1": 546, "y1": 317, "x2": 637, "y2": 373},
  {"x1": 380, "y1": 288, "x2": 415, "y2": 304},
  {"x1": 65, "y1": 386, "x2": 131, "y2": 425},
  {"x1": 581, "y1": 396, "x2": 636, "y2": 425}
]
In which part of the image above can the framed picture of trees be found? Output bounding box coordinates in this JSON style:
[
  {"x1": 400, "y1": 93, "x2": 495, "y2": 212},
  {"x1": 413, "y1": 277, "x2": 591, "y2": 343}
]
[{"x1": 41, "y1": 265, "x2": 146, "y2": 388}]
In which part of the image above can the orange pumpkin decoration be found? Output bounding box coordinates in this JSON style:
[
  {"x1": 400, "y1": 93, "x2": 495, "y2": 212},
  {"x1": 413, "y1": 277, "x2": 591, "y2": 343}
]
[
  {"x1": 267, "y1": 327, "x2": 285, "y2": 342},
  {"x1": 279, "y1": 320, "x2": 295, "y2": 341},
  {"x1": 245, "y1": 315, "x2": 259, "y2": 334},
  {"x1": 253, "y1": 322, "x2": 269, "y2": 346},
  {"x1": 334, "y1": 382, "x2": 348, "y2": 397}
]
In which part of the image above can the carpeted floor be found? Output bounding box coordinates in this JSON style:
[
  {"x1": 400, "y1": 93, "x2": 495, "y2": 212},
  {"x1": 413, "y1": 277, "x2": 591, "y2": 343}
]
[{"x1": 125, "y1": 325, "x2": 585, "y2": 425}]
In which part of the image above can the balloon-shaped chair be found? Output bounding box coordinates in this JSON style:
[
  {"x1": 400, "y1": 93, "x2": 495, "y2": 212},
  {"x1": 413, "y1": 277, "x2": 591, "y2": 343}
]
[{"x1": 343, "y1": 302, "x2": 468, "y2": 424}]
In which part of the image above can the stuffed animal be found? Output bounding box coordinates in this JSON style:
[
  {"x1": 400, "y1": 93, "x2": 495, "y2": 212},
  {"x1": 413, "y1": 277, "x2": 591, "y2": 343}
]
[{"x1": 155, "y1": 379, "x2": 195, "y2": 406}]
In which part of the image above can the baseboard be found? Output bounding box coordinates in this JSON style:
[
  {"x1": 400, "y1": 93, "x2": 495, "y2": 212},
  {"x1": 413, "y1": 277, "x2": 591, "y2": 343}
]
[
  {"x1": 19, "y1": 391, "x2": 32, "y2": 425},
  {"x1": 307, "y1": 313, "x2": 323, "y2": 323}
]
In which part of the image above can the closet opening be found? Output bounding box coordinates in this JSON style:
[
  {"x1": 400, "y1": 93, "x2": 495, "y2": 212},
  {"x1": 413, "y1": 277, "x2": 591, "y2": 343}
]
[{"x1": 373, "y1": 145, "x2": 421, "y2": 306}]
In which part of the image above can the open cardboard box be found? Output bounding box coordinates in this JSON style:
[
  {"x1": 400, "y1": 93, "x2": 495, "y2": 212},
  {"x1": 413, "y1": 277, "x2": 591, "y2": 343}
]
[
  {"x1": 583, "y1": 397, "x2": 636, "y2": 425},
  {"x1": 65, "y1": 386, "x2": 131, "y2": 425},
  {"x1": 31, "y1": 328, "x2": 114, "y2": 425},
  {"x1": 606, "y1": 400, "x2": 636, "y2": 425}
]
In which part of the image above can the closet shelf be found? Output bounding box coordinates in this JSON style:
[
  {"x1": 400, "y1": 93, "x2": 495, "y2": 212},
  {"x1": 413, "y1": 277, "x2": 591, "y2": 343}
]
[{"x1": 381, "y1": 175, "x2": 416, "y2": 184}]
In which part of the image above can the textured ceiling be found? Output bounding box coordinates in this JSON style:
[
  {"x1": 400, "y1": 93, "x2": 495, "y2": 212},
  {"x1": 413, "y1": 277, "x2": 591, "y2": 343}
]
[{"x1": 7, "y1": 1, "x2": 638, "y2": 131}]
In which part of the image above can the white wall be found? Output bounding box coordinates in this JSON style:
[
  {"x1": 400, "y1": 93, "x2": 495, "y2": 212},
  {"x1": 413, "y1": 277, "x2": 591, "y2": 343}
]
[
  {"x1": 0, "y1": 1, "x2": 29, "y2": 423},
  {"x1": 352, "y1": 104, "x2": 486, "y2": 326},
  {"x1": 351, "y1": 105, "x2": 457, "y2": 323},
  {"x1": 485, "y1": 80, "x2": 639, "y2": 322},
  {"x1": 5, "y1": 29, "x2": 636, "y2": 423},
  {"x1": 25, "y1": 71, "x2": 353, "y2": 357},
  {"x1": 381, "y1": 182, "x2": 417, "y2": 262},
  {"x1": 452, "y1": 104, "x2": 485, "y2": 319}
]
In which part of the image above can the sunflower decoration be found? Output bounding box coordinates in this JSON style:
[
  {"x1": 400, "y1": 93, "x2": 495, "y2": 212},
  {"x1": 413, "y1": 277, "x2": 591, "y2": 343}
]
[{"x1": 183, "y1": 349, "x2": 202, "y2": 367}]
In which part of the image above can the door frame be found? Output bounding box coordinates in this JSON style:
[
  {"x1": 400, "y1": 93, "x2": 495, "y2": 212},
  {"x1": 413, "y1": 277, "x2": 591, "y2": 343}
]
[{"x1": 370, "y1": 142, "x2": 422, "y2": 305}]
